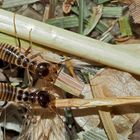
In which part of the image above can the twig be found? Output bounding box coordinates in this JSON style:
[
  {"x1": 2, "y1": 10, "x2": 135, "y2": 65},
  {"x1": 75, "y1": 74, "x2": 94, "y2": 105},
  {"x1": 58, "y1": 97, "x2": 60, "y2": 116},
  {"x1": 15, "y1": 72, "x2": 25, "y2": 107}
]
[
  {"x1": 52, "y1": 96, "x2": 140, "y2": 108},
  {"x1": 90, "y1": 76, "x2": 118, "y2": 140}
]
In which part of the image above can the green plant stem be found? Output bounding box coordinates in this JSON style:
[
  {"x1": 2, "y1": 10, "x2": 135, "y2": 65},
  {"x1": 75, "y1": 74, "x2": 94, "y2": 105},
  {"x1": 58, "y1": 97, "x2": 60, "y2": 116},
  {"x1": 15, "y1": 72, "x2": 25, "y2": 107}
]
[
  {"x1": 79, "y1": 0, "x2": 84, "y2": 34},
  {"x1": 0, "y1": 9, "x2": 140, "y2": 75}
]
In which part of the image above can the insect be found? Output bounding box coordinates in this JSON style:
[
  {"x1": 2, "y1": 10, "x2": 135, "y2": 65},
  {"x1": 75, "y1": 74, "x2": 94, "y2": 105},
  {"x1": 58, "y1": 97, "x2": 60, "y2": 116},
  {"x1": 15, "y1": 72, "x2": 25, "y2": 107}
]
[
  {"x1": 0, "y1": 42, "x2": 55, "y2": 79},
  {"x1": 0, "y1": 83, "x2": 51, "y2": 108},
  {"x1": 0, "y1": 82, "x2": 59, "y2": 140}
]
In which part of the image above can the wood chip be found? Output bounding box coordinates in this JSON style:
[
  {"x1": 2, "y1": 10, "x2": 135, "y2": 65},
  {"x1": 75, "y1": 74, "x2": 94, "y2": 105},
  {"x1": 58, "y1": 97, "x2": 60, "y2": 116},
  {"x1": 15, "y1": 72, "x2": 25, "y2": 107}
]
[{"x1": 54, "y1": 70, "x2": 84, "y2": 96}]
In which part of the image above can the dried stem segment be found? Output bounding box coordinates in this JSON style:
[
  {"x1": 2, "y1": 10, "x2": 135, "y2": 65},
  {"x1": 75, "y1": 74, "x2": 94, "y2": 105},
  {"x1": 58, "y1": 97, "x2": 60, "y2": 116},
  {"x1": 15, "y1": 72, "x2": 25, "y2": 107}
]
[
  {"x1": 54, "y1": 70, "x2": 84, "y2": 96},
  {"x1": 1, "y1": 9, "x2": 140, "y2": 75},
  {"x1": 53, "y1": 96, "x2": 140, "y2": 108},
  {"x1": 90, "y1": 76, "x2": 118, "y2": 140}
]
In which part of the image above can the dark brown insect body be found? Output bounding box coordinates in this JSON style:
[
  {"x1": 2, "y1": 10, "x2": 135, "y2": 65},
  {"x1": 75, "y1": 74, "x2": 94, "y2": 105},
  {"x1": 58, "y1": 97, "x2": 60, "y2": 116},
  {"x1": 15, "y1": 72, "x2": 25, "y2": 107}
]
[
  {"x1": 0, "y1": 83, "x2": 51, "y2": 108},
  {"x1": 0, "y1": 43, "x2": 50, "y2": 78}
]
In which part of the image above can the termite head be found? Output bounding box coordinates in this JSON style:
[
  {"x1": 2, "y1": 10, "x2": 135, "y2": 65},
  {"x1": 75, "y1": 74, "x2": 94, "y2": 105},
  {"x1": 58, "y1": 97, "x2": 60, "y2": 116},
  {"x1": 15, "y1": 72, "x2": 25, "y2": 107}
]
[
  {"x1": 35, "y1": 62, "x2": 50, "y2": 78},
  {"x1": 37, "y1": 91, "x2": 51, "y2": 108}
]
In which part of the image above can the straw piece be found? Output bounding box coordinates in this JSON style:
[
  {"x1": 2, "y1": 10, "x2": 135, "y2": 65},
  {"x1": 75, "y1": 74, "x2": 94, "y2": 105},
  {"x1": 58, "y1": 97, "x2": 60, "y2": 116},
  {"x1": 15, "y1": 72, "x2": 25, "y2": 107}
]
[
  {"x1": 95, "y1": 20, "x2": 109, "y2": 34},
  {"x1": 1, "y1": 9, "x2": 140, "y2": 75},
  {"x1": 54, "y1": 70, "x2": 84, "y2": 97},
  {"x1": 102, "y1": 6, "x2": 123, "y2": 18},
  {"x1": 52, "y1": 97, "x2": 140, "y2": 108},
  {"x1": 119, "y1": 16, "x2": 132, "y2": 36},
  {"x1": 83, "y1": 6, "x2": 102, "y2": 35},
  {"x1": 89, "y1": 76, "x2": 119, "y2": 140}
]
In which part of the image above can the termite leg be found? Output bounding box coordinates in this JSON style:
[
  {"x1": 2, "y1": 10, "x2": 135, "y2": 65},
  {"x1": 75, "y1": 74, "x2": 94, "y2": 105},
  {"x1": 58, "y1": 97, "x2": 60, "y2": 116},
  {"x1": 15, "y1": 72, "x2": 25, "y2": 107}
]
[
  {"x1": 49, "y1": 106, "x2": 72, "y2": 136},
  {"x1": 3, "y1": 72, "x2": 10, "y2": 84},
  {"x1": 2, "y1": 64, "x2": 10, "y2": 70},
  {"x1": 27, "y1": 70, "x2": 33, "y2": 88},
  {"x1": 0, "y1": 101, "x2": 8, "y2": 108},
  {"x1": 13, "y1": 13, "x2": 21, "y2": 52},
  {"x1": 0, "y1": 68, "x2": 10, "y2": 83},
  {"x1": 2, "y1": 108, "x2": 7, "y2": 140},
  {"x1": 24, "y1": 28, "x2": 34, "y2": 87},
  {"x1": 17, "y1": 103, "x2": 35, "y2": 138},
  {"x1": 23, "y1": 69, "x2": 33, "y2": 88}
]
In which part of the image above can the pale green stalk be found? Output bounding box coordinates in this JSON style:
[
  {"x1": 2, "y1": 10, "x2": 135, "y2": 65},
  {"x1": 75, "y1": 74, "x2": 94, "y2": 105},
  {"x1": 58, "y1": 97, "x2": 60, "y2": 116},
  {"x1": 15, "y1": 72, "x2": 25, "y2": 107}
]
[{"x1": 0, "y1": 9, "x2": 140, "y2": 75}]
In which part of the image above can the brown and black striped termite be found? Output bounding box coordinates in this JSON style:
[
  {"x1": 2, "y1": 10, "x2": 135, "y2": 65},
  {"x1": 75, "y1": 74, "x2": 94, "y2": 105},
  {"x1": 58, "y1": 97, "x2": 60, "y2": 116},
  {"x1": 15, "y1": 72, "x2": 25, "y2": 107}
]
[
  {"x1": 0, "y1": 83, "x2": 51, "y2": 108},
  {"x1": 0, "y1": 42, "x2": 53, "y2": 79},
  {"x1": 10, "y1": 13, "x2": 59, "y2": 85}
]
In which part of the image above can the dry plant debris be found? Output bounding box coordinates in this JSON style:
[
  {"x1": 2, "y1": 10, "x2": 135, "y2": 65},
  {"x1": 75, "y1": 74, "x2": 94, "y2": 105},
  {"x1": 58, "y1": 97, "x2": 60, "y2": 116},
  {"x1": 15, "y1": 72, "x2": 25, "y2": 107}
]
[{"x1": 0, "y1": 0, "x2": 140, "y2": 140}]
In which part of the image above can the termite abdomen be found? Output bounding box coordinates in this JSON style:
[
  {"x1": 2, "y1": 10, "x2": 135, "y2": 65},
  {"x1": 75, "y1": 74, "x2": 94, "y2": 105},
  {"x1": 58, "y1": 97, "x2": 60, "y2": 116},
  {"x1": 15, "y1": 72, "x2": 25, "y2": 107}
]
[
  {"x1": 0, "y1": 83, "x2": 17, "y2": 101},
  {"x1": 2, "y1": 44, "x2": 14, "y2": 63},
  {"x1": 0, "y1": 43, "x2": 28, "y2": 68}
]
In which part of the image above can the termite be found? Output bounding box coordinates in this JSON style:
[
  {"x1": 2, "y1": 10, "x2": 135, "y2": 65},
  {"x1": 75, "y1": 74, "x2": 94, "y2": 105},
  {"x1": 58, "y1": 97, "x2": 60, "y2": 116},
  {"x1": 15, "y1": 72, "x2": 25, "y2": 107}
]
[
  {"x1": 0, "y1": 82, "x2": 78, "y2": 140},
  {"x1": 0, "y1": 42, "x2": 55, "y2": 79},
  {"x1": 0, "y1": 83, "x2": 51, "y2": 108}
]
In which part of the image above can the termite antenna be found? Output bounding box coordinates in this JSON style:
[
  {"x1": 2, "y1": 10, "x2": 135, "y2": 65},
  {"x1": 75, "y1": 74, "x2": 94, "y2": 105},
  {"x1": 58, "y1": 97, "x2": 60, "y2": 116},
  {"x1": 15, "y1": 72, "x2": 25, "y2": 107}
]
[
  {"x1": 13, "y1": 13, "x2": 21, "y2": 52},
  {"x1": 25, "y1": 28, "x2": 33, "y2": 56}
]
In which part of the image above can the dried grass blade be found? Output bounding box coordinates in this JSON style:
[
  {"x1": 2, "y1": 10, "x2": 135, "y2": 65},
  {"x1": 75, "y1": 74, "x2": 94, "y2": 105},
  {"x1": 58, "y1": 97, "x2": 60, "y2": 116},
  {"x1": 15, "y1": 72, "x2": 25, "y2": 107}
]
[
  {"x1": 89, "y1": 76, "x2": 119, "y2": 140},
  {"x1": 53, "y1": 97, "x2": 140, "y2": 108},
  {"x1": 54, "y1": 70, "x2": 84, "y2": 96},
  {"x1": 83, "y1": 6, "x2": 102, "y2": 35}
]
